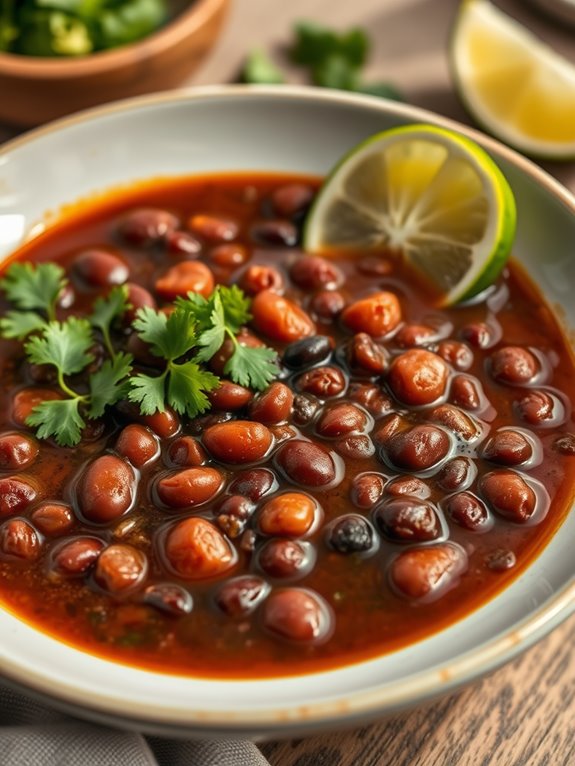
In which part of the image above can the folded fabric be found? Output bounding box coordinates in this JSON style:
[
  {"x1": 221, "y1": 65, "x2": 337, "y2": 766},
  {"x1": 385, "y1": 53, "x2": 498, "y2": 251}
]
[{"x1": 0, "y1": 685, "x2": 271, "y2": 766}]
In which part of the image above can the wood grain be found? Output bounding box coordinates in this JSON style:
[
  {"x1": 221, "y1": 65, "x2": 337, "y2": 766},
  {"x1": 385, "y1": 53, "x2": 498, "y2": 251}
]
[{"x1": 1, "y1": 1, "x2": 574, "y2": 764}]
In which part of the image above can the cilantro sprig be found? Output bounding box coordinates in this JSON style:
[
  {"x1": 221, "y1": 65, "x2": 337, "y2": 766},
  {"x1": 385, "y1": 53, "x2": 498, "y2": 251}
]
[{"x1": 0, "y1": 262, "x2": 67, "y2": 338}]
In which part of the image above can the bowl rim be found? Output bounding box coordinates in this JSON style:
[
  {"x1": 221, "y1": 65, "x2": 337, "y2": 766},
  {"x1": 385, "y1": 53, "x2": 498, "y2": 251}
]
[
  {"x1": 0, "y1": 84, "x2": 574, "y2": 735},
  {"x1": 0, "y1": 0, "x2": 226, "y2": 78}
]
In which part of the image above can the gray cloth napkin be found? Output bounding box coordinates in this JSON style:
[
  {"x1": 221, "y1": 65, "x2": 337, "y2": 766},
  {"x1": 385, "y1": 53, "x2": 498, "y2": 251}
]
[{"x1": 0, "y1": 685, "x2": 271, "y2": 766}]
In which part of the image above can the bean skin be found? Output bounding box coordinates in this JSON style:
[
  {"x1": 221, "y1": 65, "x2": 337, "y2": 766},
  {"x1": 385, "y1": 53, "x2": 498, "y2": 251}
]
[
  {"x1": 348, "y1": 383, "x2": 394, "y2": 417},
  {"x1": 203, "y1": 421, "x2": 273, "y2": 464},
  {"x1": 296, "y1": 366, "x2": 346, "y2": 398},
  {"x1": 326, "y1": 515, "x2": 375, "y2": 554},
  {"x1": 347, "y1": 333, "x2": 387, "y2": 376},
  {"x1": 155, "y1": 261, "x2": 214, "y2": 300},
  {"x1": 53, "y1": 537, "x2": 104, "y2": 575},
  {"x1": 450, "y1": 375, "x2": 482, "y2": 411},
  {"x1": 94, "y1": 544, "x2": 148, "y2": 594},
  {"x1": 156, "y1": 467, "x2": 223, "y2": 508},
  {"x1": 251, "y1": 290, "x2": 315, "y2": 343},
  {"x1": 166, "y1": 436, "x2": 206, "y2": 467},
  {"x1": 389, "y1": 543, "x2": 467, "y2": 602},
  {"x1": 383, "y1": 425, "x2": 451, "y2": 472},
  {"x1": 227, "y1": 468, "x2": 277, "y2": 501},
  {"x1": 259, "y1": 492, "x2": 317, "y2": 537},
  {"x1": 124, "y1": 283, "x2": 156, "y2": 323},
  {"x1": 165, "y1": 230, "x2": 202, "y2": 256},
  {"x1": 486, "y1": 549, "x2": 517, "y2": 572},
  {"x1": 395, "y1": 324, "x2": 436, "y2": 348},
  {"x1": 290, "y1": 256, "x2": 343, "y2": 290},
  {"x1": 164, "y1": 517, "x2": 236, "y2": 579},
  {"x1": 31, "y1": 503, "x2": 74, "y2": 536},
  {"x1": 0, "y1": 433, "x2": 38, "y2": 470},
  {"x1": 482, "y1": 429, "x2": 533, "y2": 466},
  {"x1": 276, "y1": 440, "x2": 340, "y2": 487},
  {"x1": 446, "y1": 492, "x2": 490, "y2": 532},
  {"x1": 215, "y1": 575, "x2": 269, "y2": 617},
  {"x1": 115, "y1": 424, "x2": 159, "y2": 468},
  {"x1": 428, "y1": 404, "x2": 480, "y2": 441},
  {"x1": 282, "y1": 335, "x2": 332, "y2": 370},
  {"x1": 316, "y1": 403, "x2": 367, "y2": 438},
  {"x1": 311, "y1": 290, "x2": 346, "y2": 320},
  {"x1": 119, "y1": 208, "x2": 179, "y2": 246},
  {"x1": 515, "y1": 390, "x2": 557, "y2": 426},
  {"x1": 73, "y1": 250, "x2": 129, "y2": 287},
  {"x1": 553, "y1": 434, "x2": 575, "y2": 456},
  {"x1": 11, "y1": 388, "x2": 63, "y2": 427},
  {"x1": 375, "y1": 499, "x2": 442, "y2": 542},
  {"x1": 437, "y1": 340, "x2": 473, "y2": 371},
  {"x1": 78, "y1": 456, "x2": 136, "y2": 523},
  {"x1": 292, "y1": 393, "x2": 320, "y2": 426},
  {"x1": 271, "y1": 183, "x2": 314, "y2": 218},
  {"x1": 351, "y1": 472, "x2": 386, "y2": 509},
  {"x1": 388, "y1": 349, "x2": 449, "y2": 406},
  {"x1": 240, "y1": 264, "x2": 284, "y2": 295},
  {"x1": 249, "y1": 382, "x2": 294, "y2": 424},
  {"x1": 208, "y1": 381, "x2": 253, "y2": 412},
  {"x1": 251, "y1": 220, "x2": 297, "y2": 247},
  {"x1": 490, "y1": 346, "x2": 539, "y2": 385},
  {"x1": 0, "y1": 519, "x2": 41, "y2": 560},
  {"x1": 144, "y1": 584, "x2": 194, "y2": 616},
  {"x1": 385, "y1": 476, "x2": 431, "y2": 499},
  {"x1": 210, "y1": 243, "x2": 249, "y2": 268},
  {"x1": 334, "y1": 434, "x2": 375, "y2": 459},
  {"x1": 188, "y1": 214, "x2": 238, "y2": 242},
  {"x1": 258, "y1": 539, "x2": 314, "y2": 579},
  {"x1": 262, "y1": 588, "x2": 333, "y2": 644},
  {"x1": 480, "y1": 470, "x2": 537, "y2": 523},
  {"x1": 436, "y1": 457, "x2": 476, "y2": 492},
  {"x1": 342, "y1": 291, "x2": 402, "y2": 337},
  {"x1": 0, "y1": 476, "x2": 38, "y2": 518},
  {"x1": 215, "y1": 495, "x2": 255, "y2": 538}
]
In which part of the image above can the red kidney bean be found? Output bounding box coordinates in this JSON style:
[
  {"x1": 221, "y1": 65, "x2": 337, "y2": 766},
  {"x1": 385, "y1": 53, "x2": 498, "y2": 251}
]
[
  {"x1": 485, "y1": 549, "x2": 517, "y2": 572},
  {"x1": 428, "y1": 404, "x2": 480, "y2": 441},
  {"x1": 515, "y1": 390, "x2": 556, "y2": 426},
  {"x1": 144, "y1": 583, "x2": 194, "y2": 616},
  {"x1": 334, "y1": 434, "x2": 375, "y2": 459},
  {"x1": 31, "y1": 503, "x2": 74, "y2": 536},
  {"x1": 482, "y1": 429, "x2": 533, "y2": 466},
  {"x1": 437, "y1": 340, "x2": 473, "y2": 371},
  {"x1": 262, "y1": 588, "x2": 333, "y2": 644},
  {"x1": 388, "y1": 349, "x2": 448, "y2": 406},
  {"x1": 240, "y1": 264, "x2": 284, "y2": 295},
  {"x1": 271, "y1": 183, "x2": 314, "y2": 218},
  {"x1": 342, "y1": 291, "x2": 402, "y2": 337},
  {"x1": 214, "y1": 494, "x2": 255, "y2": 538},
  {"x1": 251, "y1": 290, "x2": 315, "y2": 343},
  {"x1": 188, "y1": 214, "x2": 238, "y2": 242},
  {"x1": 203, "y1": 421, "x2": 273, "y2": 464},
  {"x1": 0, "y1": 433, "x2": 38, "y2": 470},
  {"x1": 228, "y1": 468, "x2": 277, "y2": 501},
  {"x1": 553, "y1": 434, "x2": 575, "y2": 456},
  {"x1": 282, "y1": 335, "x2": 332, "y2": 370},
  {"x1": 348, "y1": 383, "x2": 394, "y2": 417},
  {"x1": 12, "y1": 388, "x2": 63, "y2": 427},
  {"x1": 446, "y1": 492, "x2": 490, "y2": 532},
  {"x1": 395, "y1": 324, "x2": 437, "y2": 348},
  {"x1": 480, "y1": 470, "x2": 537, "y2": 523},
  {"x1": 0, "y1": 476, "x2": 38, "y2": 518},
  {"x1": 259, "y1": 492, "x2": 317, "y2": 537},
  {"x1": 164, "y1": 230, "x2": 202, "y2": 256},
  {"x1": 155, "y1": 261, "x2": 214, "y2": 300},
  {"x1": 215, "y1": 575, "x2": 269, "y2": 617},
  {"x1": 276, "y1": 440, "x2": 340, "y2": 487},
  {"x1": 115, "y1": 424, "x2": 159, "y2": 468},
  {"x1": 385, "y1": 476, "x2": 431, "y2": 499},
  {"x1": 251, "y1": 220, "x2": 297, "y2": 247},
  {"x1": 356, "y1": 255, "x2": 393, "y2": 276},
  {"x1": 94, "y1": 544, "x2": 147, "y2": 594},
  {"x1": 119, "y1": 208, "x2": 179, "y2": 246},
  {"x1": 78, "y1": 456, "x2": 136, "y2": 523},
  {"x1": 311, "y1": 289, "x2": 346, "y2": 320},
  {"x1": 449, "y1": 375, "x2": 481, "y2": 410},
  {"x1": 383, "y1": 425, "x2": 451, "y2": 472},
  {"x1": 0, "y1": 519, "x2": 41, "y2": 560},
  {"x1": 136, "y1": 408, "x2": 180, "y2": 438},
  {"x1": 490, "y1": 346, "x2": 539, "y2": 385},
  {"x1": 164, "y1": 517, "x2": 236, "y2": 579},
  {"x1": 208, "y1": 381, "x2": 253, "y2": 412},
  {"x1": 351, "y1": 472, "x2": 386, "y2": 509},
  {"x1": 290, "y1": 256, "x2": 343, "y2": 290},
  {"x1": 53, "y1": 537, "x2": 104, "y2": 575},
  {"x1": 240, "y1": 529, "x2": 257, "y2": 554},
  {"x1": 249, "y1": 382, "x2": 294, "y2": 424},
  {"x1": 259, "y1": 539, "x2": 313, "y2": 579},
  {"x1": 460, "y1": 322, "x2": 497, "y2": 349},
  {"x1": 326, "y1": 514, "x2": 375, "y2": 554},
  {"x1": 316, "y1": 403, "x2": 367, "y2": 438},
  {"x1": 296, "y1": 366, "x2": 346, "y2": 398},
  {"x1": 436, "y1": 457, "x2": 476, "y2": 492},
  {"x1": 209, "y1": 329, "x2": 264, "y2": 377},
  {"x1": 347, "y1": 333, "x2": 387, "y2": 375},
  {"x1": 73, "y1": 250, "x2": 129, "y2": 287},
  {"x1": 267, "y1": 423, "x2": 297, "y2": 445},
  {"x1": 156, "y1": 467, "x2": 223, "y2": 508},
  {"x1": 389, "y1": 543, "x2": 467, "y2": 602},
  {"x1": 210, "y1": 243, "x2": 249, "y2": 268},
  {"x1": 124, "y1": 283, "x2": 156, "y2": 323},
  {"x1": 291, "y1": 393, "x2": 320, "y2": 425},
  {"x1": 375, "y1": 499, "x2": 441, "y2": 542}
]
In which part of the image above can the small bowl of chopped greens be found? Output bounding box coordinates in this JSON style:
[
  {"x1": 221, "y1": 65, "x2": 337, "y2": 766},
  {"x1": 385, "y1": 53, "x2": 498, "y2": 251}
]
[{"x1": 0, "y1": 0, "x2": 229, "y2": 127}]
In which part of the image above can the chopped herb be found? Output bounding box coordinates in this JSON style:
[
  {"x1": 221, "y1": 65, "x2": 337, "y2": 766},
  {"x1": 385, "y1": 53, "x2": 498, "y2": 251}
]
[
  {"x1": 0, "y1": 261, "x2": 66, "y2": 322},
  {"x1": 241, "y1": 49, "x2": 285, "y2": 85},
  {"x1": 89, "y1": 285, "x2": 129, "y2": 361}
]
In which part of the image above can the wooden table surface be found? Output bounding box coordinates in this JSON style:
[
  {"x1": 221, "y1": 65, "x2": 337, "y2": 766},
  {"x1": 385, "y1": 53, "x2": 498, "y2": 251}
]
[{"x1": 1, "y1": 1, "x2": 574, "y2": 764}]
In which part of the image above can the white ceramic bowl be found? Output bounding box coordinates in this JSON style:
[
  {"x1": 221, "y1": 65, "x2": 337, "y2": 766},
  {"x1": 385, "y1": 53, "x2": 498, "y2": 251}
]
[{"x1": 0, "y1": 86, "x2": 574, "y2": 739}]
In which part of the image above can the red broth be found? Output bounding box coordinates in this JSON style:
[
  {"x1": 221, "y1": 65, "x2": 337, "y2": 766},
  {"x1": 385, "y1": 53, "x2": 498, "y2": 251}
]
[{"x1": 0, "y1": 172, "x2": 573, "y2": 678}]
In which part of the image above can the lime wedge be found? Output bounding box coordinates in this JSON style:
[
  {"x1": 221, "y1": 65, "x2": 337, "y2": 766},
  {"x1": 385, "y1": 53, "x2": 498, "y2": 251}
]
[
  {"x1": 451, "y1": 0, "x2": 575, "y2": 159},
  {"x1": 303, "y1": 124, "x2": 516, "y2": 306}
]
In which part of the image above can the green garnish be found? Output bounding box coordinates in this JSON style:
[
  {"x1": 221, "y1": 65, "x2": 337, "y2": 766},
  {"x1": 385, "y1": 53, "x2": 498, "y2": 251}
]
[
  {"x1": 0, "y1": 262, "x2": 67, "y2": 326},
  {"x1": 89, "y1": 285, "x2": 129, "y2": 361},
  {"x1": 240, "y1": 49, "x2": 285, "y2": 85}
]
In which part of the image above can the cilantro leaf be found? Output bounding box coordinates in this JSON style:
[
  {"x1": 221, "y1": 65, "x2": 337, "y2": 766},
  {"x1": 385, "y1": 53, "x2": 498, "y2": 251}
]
[
  {"x1": 0, "y1": 310, "x2": 45, "y2": 339},
  {"x1": 128, "y1": 371, "x2": 167, "y2": 415},
  {"x1": 312, "y1": 54, "x2": 360, "y2": 90},
  {"x1": 133, "y1": 305, "x2": 197, "y2": 360},
  {"x1": 89, "y1": 286, "x2": 128, "y2": 358},
  {"x1": 26, "y1": 399, "x2": 85, "y2": 447},
  {"x1": 291, "y1": 22, "x2": 368, "y2": 69},
  {"x1": 24, "y1": 317, "x2": 94, "y2": 376},
  {"x1": 196, "y1": 292, "x2": 226, "y2": 363},
  {"x1": 87, "y1": 351, "x2": 133, "y2": 418},
  {"x1": 219, "y1": 285, "x2": 251, "y2": 333},
  {"x1": 242, "y1": 49, "x2": 284, "y2": 85},
  {"x1": 132, "y1": 307, "x2": 168, "y2": 357},
  {"x1": 0, "y1": 262, "x2": 66, "y2": 320},
  {"x1": 175, "y1": 292, "x2": 213, "y2": 333},
  {"x1": 168, "y1": 361, "x2": 219, "y2": 417},
  {"x1": 224, "y1": 344, "x2": 278, "y2": 391}
]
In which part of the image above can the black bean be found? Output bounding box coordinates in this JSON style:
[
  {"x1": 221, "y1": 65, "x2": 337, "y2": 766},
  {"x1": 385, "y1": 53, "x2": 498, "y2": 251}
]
[{"x1": 282, "y1": 335, "x2": 332, "y2": 370}]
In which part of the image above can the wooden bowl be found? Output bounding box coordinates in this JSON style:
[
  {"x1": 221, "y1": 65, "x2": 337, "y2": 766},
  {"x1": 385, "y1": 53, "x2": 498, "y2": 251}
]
[{"x1": 0, "y1": 0, "x2": 229, "y2": 127}]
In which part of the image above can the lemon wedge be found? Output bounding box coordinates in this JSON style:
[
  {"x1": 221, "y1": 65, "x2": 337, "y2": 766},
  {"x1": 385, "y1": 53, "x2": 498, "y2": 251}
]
[
  {"x1": 304, "y1": 124, "x2": 516, "y2": 306},
  {"x1": 451, "y1": 0, "x2": 575, "y2": 159}
]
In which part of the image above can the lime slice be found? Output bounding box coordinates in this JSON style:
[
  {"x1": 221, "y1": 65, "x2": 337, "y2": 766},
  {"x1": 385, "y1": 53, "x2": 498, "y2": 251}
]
[
  {"x1": 304, "y1": 124, "x2": 516, "y2": 306},
  {"x1": 450, "y1": 0, "x2": 575, "y2": 159}
]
